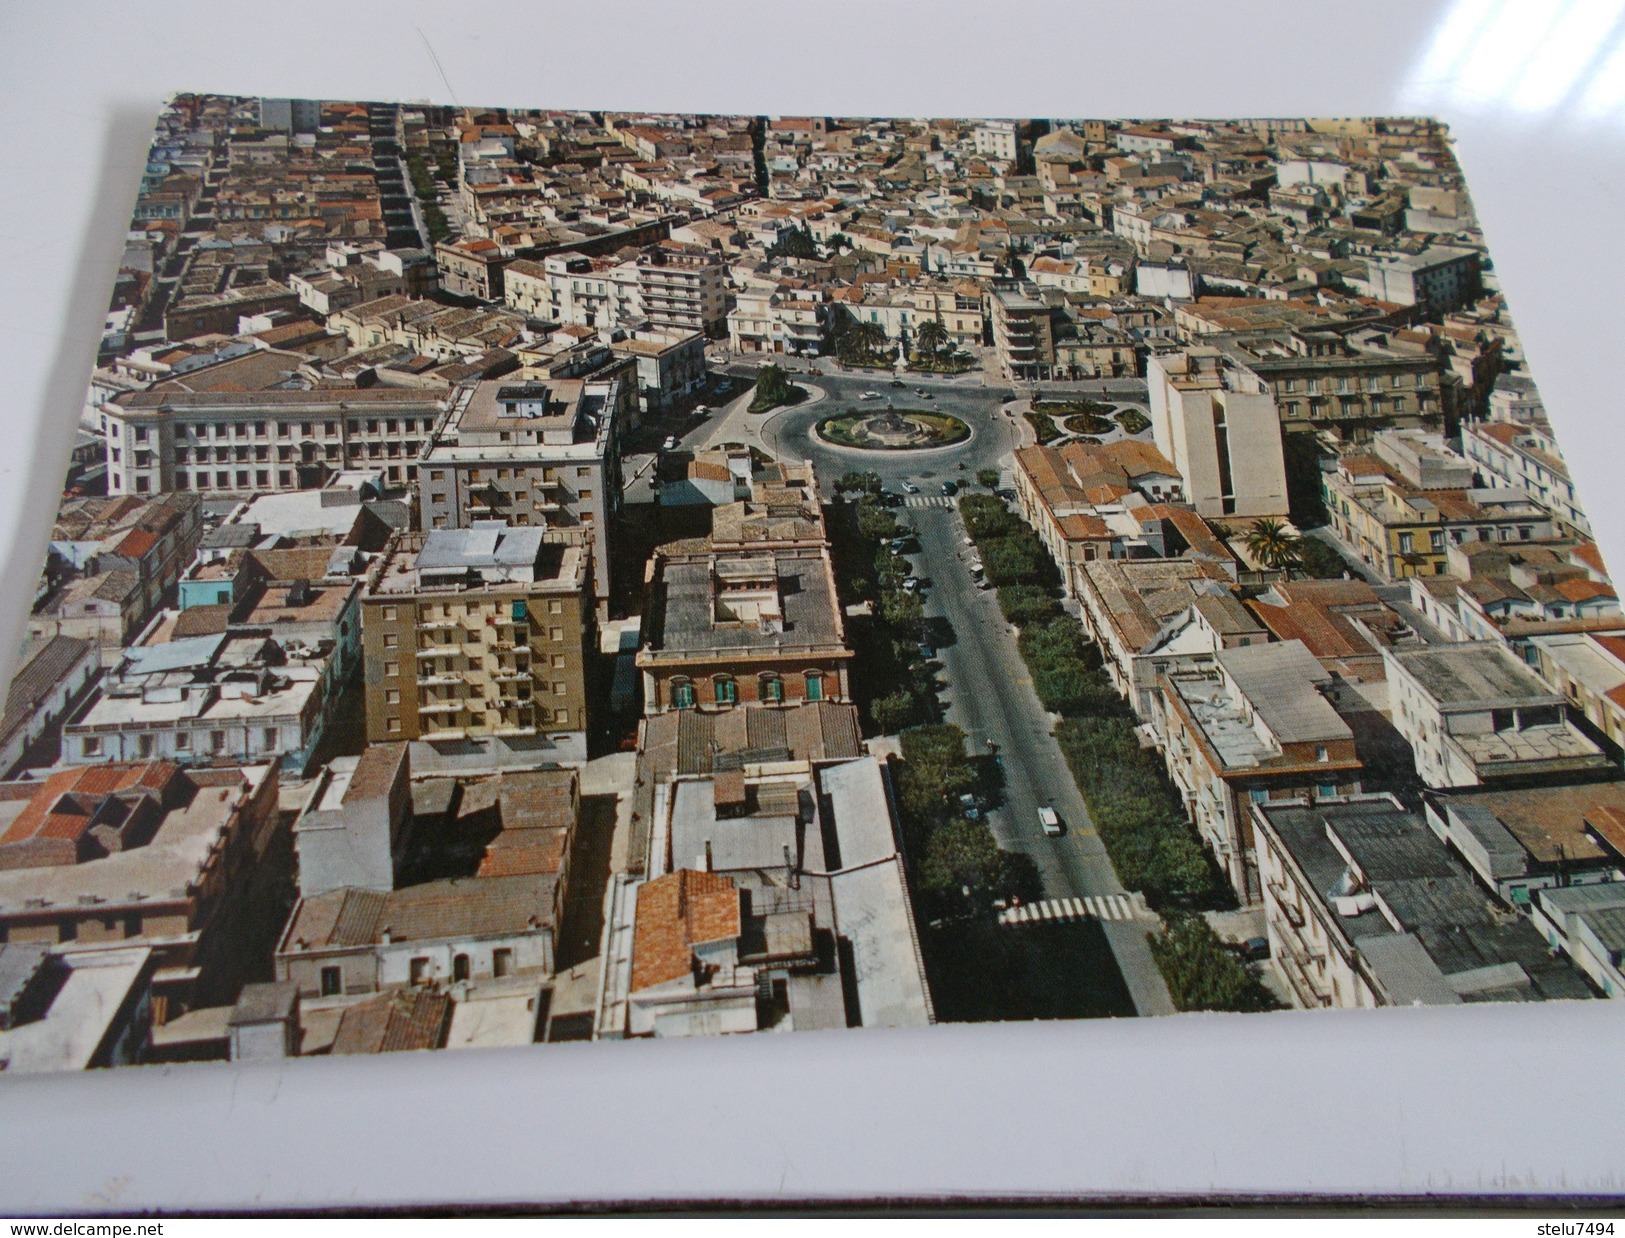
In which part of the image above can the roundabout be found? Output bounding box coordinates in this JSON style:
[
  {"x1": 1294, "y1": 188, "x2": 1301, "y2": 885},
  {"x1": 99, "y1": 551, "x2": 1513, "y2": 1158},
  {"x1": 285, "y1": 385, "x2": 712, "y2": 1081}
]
[{"x1": 814, "y1": 406, "x2": 972, "y2": 452}]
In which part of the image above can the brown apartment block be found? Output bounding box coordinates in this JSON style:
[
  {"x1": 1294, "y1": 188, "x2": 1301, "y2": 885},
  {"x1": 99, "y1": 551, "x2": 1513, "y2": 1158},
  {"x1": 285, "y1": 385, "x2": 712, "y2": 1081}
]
[
  {"x1": 360, "y1": 526, "x2": 594, "y2": 745},
  {"x1": 435, "y1": 238, "x2": 511, "y2": 301},
  {"x1": 637, "y1": 547, "x2": 852, "y2": 714}
]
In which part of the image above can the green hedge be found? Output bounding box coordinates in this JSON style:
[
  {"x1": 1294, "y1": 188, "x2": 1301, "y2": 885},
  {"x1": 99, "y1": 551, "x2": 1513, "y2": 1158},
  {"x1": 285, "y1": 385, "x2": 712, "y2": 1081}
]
[
  {"x1": 1055, "y1": 716, "x2": 1230, "y2": 909},
  {"x1": 1024, "y1": 410, "x2": 1062, "y2": 444}
]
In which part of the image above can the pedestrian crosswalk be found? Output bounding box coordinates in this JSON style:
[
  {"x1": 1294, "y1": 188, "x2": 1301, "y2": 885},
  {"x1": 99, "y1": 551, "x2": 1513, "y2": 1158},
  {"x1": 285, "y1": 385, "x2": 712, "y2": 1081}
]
[
  {"x1": 997, "y1": 894, "x2": 1147, "y2": 926},
  {"x1": 901, "y1": 495, "x2": 956, "y2": 509}
]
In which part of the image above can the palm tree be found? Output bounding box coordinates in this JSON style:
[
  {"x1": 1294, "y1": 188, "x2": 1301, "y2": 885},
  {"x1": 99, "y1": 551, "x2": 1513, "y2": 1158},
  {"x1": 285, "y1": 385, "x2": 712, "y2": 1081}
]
[
  {"x1": 916, "y1": 318, "x2": 949, "y2": 359},
  {"x1": 850, "y1": 320, "x2": 888, "y2": 359},
  {"x1": 1245, "y1": 518, "x2": 1303, "y2": 575}
]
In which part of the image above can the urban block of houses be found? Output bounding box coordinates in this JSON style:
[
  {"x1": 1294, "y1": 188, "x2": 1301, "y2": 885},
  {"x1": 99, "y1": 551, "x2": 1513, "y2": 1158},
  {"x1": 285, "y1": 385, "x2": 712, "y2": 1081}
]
[
  {"x1": 1384, "y1": 642, "x2": 1610, "y2": 789},
  {"x1": 1324, "y1": 430, "x2": 1556, "y2": 581},
  {"x1": 0, "y1": 761, "x2": 282, "y2": 1025},
  {"x1": 1074, "y1": 558, "x2": 1265, "y2": 716},
  {"x1": 1254, "y1": 796, "x2": 1592, "y2": 1009},
  {"x1": 1155, "y1": 639, "x2": 1366, "y2": 903},
  {"x1": 606, "y1": 754, "x2": 930, "y2": 1037}
]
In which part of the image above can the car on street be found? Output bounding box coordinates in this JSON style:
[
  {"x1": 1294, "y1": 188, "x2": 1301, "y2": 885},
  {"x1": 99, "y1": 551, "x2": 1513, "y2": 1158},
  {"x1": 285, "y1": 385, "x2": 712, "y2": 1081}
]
[
  {"x1": 1239, "y1": 936, "x2": 1271, "y2": 962},
  {"x1": 941, "y1": 480, "x2": 958, "y2": 496},
  {"x1": 692, "y1": 404, "x2": 708, "y2": 418},
  {"x1": 662, "y1": 435, "x2": 678, "y2": 451},
  {"x1": 890, "y1": 379, "x2": 906, "y2": 388},
  {"x1": 1038, "y1": 806, "x2": 1062, "y2": 837},
  {"x1": 959, "y1": 793, "x2": 981, "y2": 821},
  {"x1": 861, "y1": 391, "x2": 882, "y2": 401},
  {"x1": 901, "y1": 480, "x2": 919, "y2": 494},
  {"x1": 902, "y1": 577, "x2": 920, "y2": 592}
]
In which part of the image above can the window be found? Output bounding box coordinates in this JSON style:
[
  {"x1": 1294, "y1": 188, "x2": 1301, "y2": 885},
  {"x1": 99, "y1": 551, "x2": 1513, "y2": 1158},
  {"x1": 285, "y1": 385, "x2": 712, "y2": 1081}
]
[
  {"x1": 1316, "y1": 747, "x2": 1329, "y2": 762},
  {"x1": 83, "y1": 736, "x2": 101, "y2": 757},
  {"x1": 385, "y1": 688, "x2": 400, "y2": 705},
  {"x1": 453, "y1": 954, "x2": 470, "y2": 982},
  {"x1": 410, "y1": 957, "x2": 430, "y2": 985},
  {"x1": 672, "y1": 679, "x2": 696, "y2": 709},
  {"x1": 386, "y1": 718, "x2": 402, "y2": 734},
  {"x1": 210, "y1": 731, "x2": 226, "y2": 753},
  {"x1": 263, "y1": 727, "x2": 279, "y2": 750},
  {"x1": 804, "y1": 672, "x2": 824, "y2": 702},
  {"x1": 760, "y1": 673, "x2": 783, "y2": 703},
  {"x1": 137, "y1": 734, "x2": 154, "y2": 758},
  {"x1": 59, "y1": 919, "x2": 77, "y2": 943},
  {"x1": 580, "y1": 488, "x2": 593, "y2": 500},
  {"x1": 548, "y1": 600, "x2": 563, "y2": 615},
  {"x1": 383, "y1": 633, "x2": 398, "y2": 649},
  {"x1": 381, "y1": 605, "x2": 397, "y2": 621},
  {"x1": 714, "y1": 676, "x2": 737, "y2": 706},
  {"x1": 1249, "y1": 788, "x2": 1268, "y2": 804},
  {"x1": 174, "y1": 731, "x2": 190, "y2": 751},
  {"x1": 320, "y1": 966, "x2": 342, "y2": 997},
  {"x1": 493, "y1": 948, "x2": 513, "y2": 978},
  {"x1": 385, "y1": 661, "x2": 399, "y2": 677}
]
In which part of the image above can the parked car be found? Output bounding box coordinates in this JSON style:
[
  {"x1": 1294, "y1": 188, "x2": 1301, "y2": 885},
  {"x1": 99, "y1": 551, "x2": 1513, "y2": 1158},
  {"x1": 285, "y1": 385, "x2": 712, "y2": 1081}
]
[
  {"x1": 1239, "y1": 936, "x2": 1271, "y2": 961},
  {"x1": 941, "y1": 480, "x2": 958, "y2": 496},
  {"x1": 902, "y1": 480, "x2": 920, "y2": 494},
  {"x1": 861, "y1": 391, "x2": 882, "y2": 401},
  {"x1": 662, "y1": 435, "x2": 679, "y2": 451},
  {"x1": 692, "y1": 404, "x2": 708, "y2": 417},
  {"x1": 959, "y1": 792, "x2": 981, "y2": 821},
  {"x1": 890, "y1": 379, "x2": 906, "y2": 388},
  {"x1": 917, "y1": 641, "x2": 934, "y2": 660},
  {"x1": 903, "y1": 577, "x2": 920, "y2": 593},
  {"x1": 1038, "y1": 806, "x2": 1062, "y2": 837}
]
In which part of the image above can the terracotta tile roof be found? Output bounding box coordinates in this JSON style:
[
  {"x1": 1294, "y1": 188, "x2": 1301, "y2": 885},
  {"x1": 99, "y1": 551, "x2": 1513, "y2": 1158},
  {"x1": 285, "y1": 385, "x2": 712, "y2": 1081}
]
[
  {"x1": 330, "y1": 989, "x2": 451, "y2": 1054},
  {"x1": 112, "y1": 529, "x2": 159, "y2": 559},
  {"x1": 630, "y1": 869, "x2": 741, "y2": 992},
  {"x1": 1554, "y1": 577, "x2": 1617, "y2": 604},
  {"x1": 0, "y1": 762, "x2": 183, "y2": 850}
]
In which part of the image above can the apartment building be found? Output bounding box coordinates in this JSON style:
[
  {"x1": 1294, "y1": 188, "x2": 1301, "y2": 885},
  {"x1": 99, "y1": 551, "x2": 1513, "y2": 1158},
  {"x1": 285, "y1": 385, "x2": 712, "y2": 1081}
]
[
  {"x1": 1147, "y1": 348, "x2": 1289, "y2": 520},
  {"x1": 1323, "y1": 431, "x2": 1556, "y2": 581},
  {"x1": 990, "y1": 286, "x2": 1055, "y2": 380},
  {"x1": 1253, "y1": 797, "x2": 1591, "y2": 1009},
  {"x1": 435, "y1": 238, "x2": 510, "y2": 301},
  {"x1": 1385, "y1": 642, "x2": 1610, "y2": 789},
  {"x1": 635, "y1": 245, "x2": 728, "y2": 337},
  {"x1": 100, "y1": 388, "x2": 448, "y2": 498},
  {"x1": 360, "y1": 526, "x2": 594, "y2": 755},
  {"x1": 1154, "y1": 639, "x2": 1364, "y2": 903},
  {"x1": 417, "y1": 379, "x2": 627, "y2": 608},
  {"x1": 1464, "y1": 419, "x2": 1588, "y2": 539},
  {"x1": 1221, "y1": 327, "x2": 1443, "y2": 441},
  {"x1": 637, "y1": 547, "x2": 852, "y2": 715}
]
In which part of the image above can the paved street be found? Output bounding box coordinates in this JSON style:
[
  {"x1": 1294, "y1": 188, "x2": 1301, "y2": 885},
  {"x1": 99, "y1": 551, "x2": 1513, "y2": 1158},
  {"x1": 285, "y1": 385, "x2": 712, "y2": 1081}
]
[{"x1": 908, "y1": 502, "x2": 1176, "y2": 1017}]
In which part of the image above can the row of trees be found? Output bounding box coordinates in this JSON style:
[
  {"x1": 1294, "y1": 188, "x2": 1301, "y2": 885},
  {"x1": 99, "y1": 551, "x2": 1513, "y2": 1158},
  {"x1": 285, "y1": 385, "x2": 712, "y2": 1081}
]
[
  {"x1": 407, "y1": 155, "x2": 452, "y2": 246},
  {"x1": 959, "y1": 494, "x2": 1233, "y2": 912},
  {"x1": 895, "y1": 725, "x2": 1039, "y2": 914},
  {"x1": 830, "y1": 473, "x2": 935, "y2": 736}
]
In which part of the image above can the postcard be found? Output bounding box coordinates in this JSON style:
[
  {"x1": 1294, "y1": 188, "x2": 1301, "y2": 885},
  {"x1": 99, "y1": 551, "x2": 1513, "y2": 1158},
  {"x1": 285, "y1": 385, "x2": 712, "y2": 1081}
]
[{"x1": 2, "y1": 97, "x2": 1616, "y2": 1076}]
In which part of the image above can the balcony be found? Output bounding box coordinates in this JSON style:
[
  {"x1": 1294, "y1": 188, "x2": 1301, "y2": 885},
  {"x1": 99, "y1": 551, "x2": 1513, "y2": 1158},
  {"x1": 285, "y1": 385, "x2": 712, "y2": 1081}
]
[{"x1": 418, "y1": 701, "x2": 462, "y2": 715}]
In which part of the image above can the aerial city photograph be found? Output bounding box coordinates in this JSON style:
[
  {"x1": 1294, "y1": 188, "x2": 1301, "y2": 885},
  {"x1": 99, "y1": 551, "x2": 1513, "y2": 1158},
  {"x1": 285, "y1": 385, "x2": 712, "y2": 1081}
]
[{"x1": 4, "y1": 95, "x2": 1621, "y2": 1074}]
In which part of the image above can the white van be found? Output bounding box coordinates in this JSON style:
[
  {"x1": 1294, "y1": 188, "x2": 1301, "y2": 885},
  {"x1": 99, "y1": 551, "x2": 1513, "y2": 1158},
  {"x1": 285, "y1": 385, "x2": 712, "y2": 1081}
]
[{"x1": 1038, "y1": 806, "x2": 1062, "y2": 837}]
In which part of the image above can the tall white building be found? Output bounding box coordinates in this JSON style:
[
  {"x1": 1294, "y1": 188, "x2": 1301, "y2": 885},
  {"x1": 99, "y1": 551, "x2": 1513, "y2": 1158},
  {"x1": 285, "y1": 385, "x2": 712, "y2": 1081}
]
[{"x1": 1148, "y1": 349, "x2": 1289, "y2": 521}]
